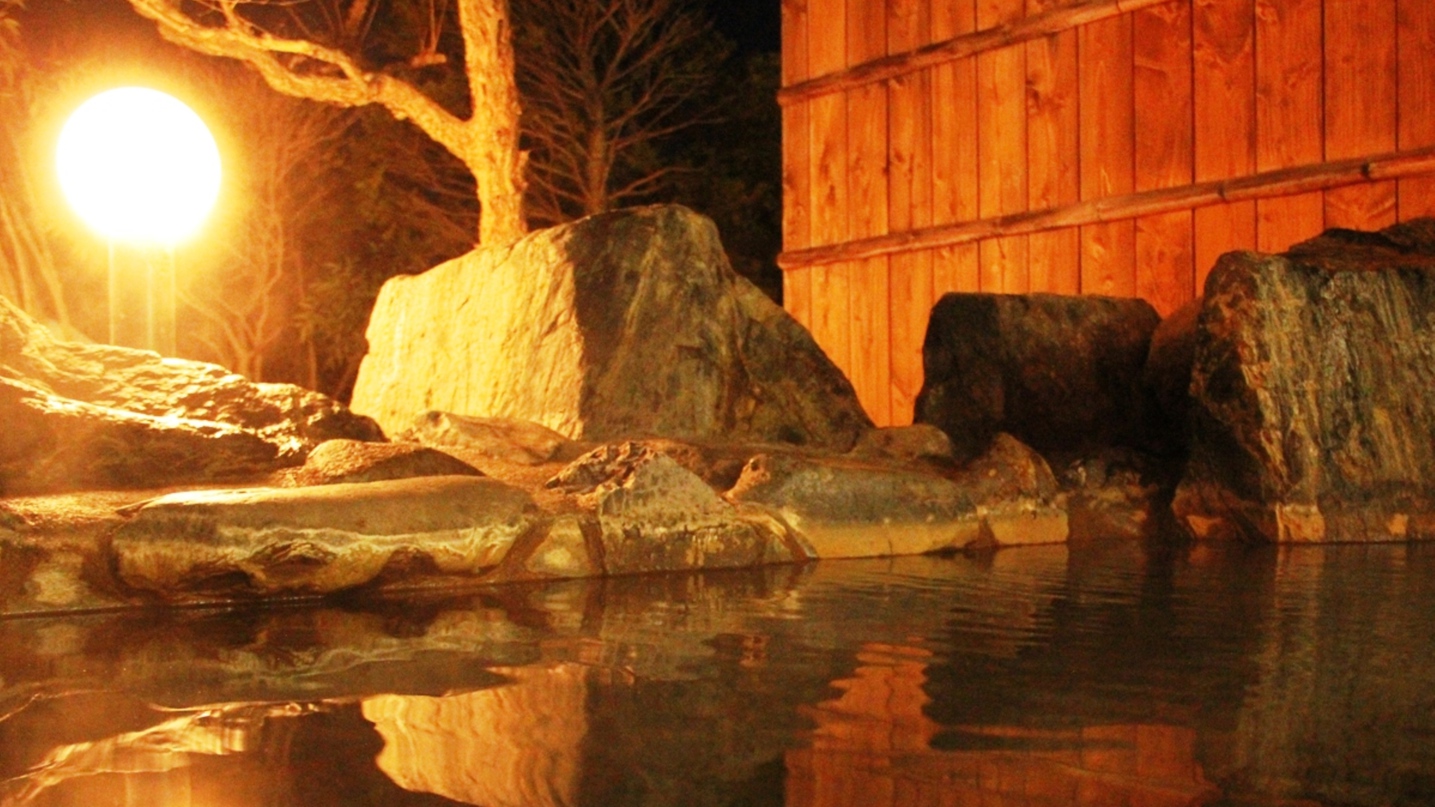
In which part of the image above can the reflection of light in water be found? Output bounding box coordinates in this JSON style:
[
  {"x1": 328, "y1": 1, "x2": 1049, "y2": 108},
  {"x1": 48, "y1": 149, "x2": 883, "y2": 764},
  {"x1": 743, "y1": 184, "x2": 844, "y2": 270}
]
[
  {"x1": 5, "y1": 703, "x2": 311, "y2": 806},
  {"x1": 786, "y1": 643, "x2": 1220, "y2": 807},
  {"x1": 363, "y1": 663, "x2": 587, "y2": 807}
]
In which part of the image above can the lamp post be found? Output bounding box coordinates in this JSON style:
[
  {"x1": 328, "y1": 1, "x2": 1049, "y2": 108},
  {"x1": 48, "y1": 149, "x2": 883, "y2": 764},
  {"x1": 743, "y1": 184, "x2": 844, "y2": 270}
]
[{"x1": 56, "y1": 86, "x2": 221, "y2": 352}]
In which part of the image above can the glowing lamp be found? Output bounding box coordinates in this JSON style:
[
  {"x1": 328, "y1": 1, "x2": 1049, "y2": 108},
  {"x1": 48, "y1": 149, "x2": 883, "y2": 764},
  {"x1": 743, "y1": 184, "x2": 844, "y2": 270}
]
[{"x1": 56, "y1": 87, "x2": 221, "y2": 245}]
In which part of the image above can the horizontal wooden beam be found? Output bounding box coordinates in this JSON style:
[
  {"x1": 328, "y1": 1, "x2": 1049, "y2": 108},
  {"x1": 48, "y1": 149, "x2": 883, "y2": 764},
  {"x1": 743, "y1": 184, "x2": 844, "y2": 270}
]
[
  {"x1": 778, "y1": 146, "x2": 1435, "y2": 270},
  {"x1": 777, "y1": 0, "x2": 1172, "y2": 106}
]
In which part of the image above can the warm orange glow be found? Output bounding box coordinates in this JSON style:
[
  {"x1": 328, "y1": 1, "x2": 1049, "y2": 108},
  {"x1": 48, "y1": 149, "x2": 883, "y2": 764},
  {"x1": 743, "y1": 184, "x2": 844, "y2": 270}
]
[{"x1": 56, "y1": 87, "x2": 222, "y2": 245}]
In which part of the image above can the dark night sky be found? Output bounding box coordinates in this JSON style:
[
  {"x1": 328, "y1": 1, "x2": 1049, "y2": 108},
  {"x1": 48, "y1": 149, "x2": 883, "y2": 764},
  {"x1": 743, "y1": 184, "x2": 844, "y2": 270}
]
[
  {"x1": 709, "y1": 0, "x2": 781, "y2": 55},
  {"x1": 29, "y1": 1, "x2": 782, "y2": 59}
]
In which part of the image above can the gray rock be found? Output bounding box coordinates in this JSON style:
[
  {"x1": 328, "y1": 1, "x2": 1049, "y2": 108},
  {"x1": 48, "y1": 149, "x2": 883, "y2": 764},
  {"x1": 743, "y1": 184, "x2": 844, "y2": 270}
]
[
  {"x1": 1174, "y1": 219, "x2": 1435, "y2": 542},
  {"x1": 915, "y1": 292, "x2": 1163, "y2": 463},
  {"x1": 112, "y1": 476, "x2": 539, "y2": 599},
  {"x1": 404, "y1": 411, "x2": 572, "y2": 465},
  {"x1": 1143, "y1": 296, "x2": 1201, "y2": 445},
  {"x1": 284, "y1": 438, "x2": 482, "y2": 486},
  {"x1": 543, "y1": 442, "x2": 796, "y2": 574},
  {"x1": 1062, "y1": 448, "x2": 1172, "y2": 542},
  {"x1": 0, "y1": 293, "x2": 382, "y2": 494},
  {"x1": 726, "y1": 433, "x2": 1067, "y2": 556},
  {"x1": 848, "y1": 424, "x2": 955, "y2": 463},
  {"x1": 1, "y1": 375, "x2": 282, "y2": 494},
  {"x1": 351, "y1": 205, "x2": 872, "y2": 450}
]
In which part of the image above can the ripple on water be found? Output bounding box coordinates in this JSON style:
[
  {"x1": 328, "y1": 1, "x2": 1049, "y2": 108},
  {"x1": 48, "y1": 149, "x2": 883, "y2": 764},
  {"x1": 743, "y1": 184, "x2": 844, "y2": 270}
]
[{"x1": 1, "y1": 541, "x2": 1433, "y2": 806}]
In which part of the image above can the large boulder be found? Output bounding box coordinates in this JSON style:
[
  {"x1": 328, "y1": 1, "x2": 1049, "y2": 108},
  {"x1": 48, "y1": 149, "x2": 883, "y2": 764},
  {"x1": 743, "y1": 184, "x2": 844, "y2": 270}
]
[
  {"x1": 914, "y1": 292, "x2": 1164, "y2": 464},
  {"x1": 0, "y1": 295, "x2": 380, "y2": 494},
  {"x1": 351, "y1": 205, "x2": 872, "y2": 450},
  {"x1": 1174, "y1": 220, "x2": 1435, "y2": 542}
]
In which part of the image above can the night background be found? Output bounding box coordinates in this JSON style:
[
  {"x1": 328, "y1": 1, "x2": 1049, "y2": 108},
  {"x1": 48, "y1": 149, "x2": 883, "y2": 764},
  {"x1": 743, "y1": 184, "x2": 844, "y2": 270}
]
[{"x1": 0, "y1": 0, "x2": 782, "y2": 399}]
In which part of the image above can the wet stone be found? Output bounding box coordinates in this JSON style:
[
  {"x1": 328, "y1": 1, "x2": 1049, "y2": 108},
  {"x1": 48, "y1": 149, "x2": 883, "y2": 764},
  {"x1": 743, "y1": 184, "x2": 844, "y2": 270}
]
[
  {"x1": 546, "y1": 442, "x2": 794, "y2": 575},
  {"x1": 282, "y1": 438, "x2": 483, "y2": 486},
  {"x1": 403, "y1": 411, "x2": 574, "y2": 466},
  {"x1": 727, "y1": 433, "x2": 1068, "y2": 558},
  {"x1": 111, "y1": 476, "x2": 539, "y2": 600}
]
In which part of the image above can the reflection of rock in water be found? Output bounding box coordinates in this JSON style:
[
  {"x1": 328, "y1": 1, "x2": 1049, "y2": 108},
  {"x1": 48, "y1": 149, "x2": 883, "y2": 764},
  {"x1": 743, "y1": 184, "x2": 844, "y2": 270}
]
[
  {"x1": 1222, "y1": 545, "x2": 1435, "y2": 805},
  {"x1": 0, "y1": 702, "x2": 306, "y2": 806},
  {"x1": 363, "y1": 663, "x2": 587, "y2": 807},
  {"x1": 785, "y1": 643, "x2": 1219, "y2": 807}
]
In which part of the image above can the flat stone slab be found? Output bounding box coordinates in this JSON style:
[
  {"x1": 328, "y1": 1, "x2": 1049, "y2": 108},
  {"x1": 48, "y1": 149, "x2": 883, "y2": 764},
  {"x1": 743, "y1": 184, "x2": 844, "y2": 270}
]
[
  {"x1": 726, "y1": 435, "x2": 1067, "y2": 559},
  {"x1": 112, "y1": 476, "x2": 539, "y2": 599}
]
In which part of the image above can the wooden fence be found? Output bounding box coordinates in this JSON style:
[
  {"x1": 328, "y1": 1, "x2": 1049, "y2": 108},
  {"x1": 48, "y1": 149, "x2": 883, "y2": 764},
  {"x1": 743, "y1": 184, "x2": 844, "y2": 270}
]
[{"x1": 779, "y1": 0, "x2": 1435, "y2": 426}]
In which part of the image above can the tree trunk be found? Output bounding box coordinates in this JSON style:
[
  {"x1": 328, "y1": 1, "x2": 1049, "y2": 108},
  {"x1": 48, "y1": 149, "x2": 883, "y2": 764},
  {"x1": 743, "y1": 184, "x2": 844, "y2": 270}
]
[{"x1": 459, "y1": 0, "x2": 527, "y2": 246}]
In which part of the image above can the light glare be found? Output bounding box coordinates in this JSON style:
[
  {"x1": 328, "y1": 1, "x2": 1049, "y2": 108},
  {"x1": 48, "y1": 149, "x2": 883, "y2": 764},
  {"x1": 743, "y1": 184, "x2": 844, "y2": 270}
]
[{"x1": 56, "y1": 87, "x2": 222, "y2": 245}]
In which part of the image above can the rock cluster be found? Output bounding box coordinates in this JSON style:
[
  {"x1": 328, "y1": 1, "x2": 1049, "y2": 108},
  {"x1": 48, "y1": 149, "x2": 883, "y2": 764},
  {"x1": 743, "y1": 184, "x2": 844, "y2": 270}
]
[
  {"x1": 13, "y1": 207, "x2": 1435, "y2": 617},
  {"x1": 351, "y1": 204, "x2": 872, "y2": 450}
]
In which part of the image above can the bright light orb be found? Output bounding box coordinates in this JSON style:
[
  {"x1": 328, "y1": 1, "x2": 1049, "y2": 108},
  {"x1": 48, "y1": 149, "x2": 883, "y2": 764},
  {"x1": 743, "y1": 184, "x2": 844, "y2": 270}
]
[{"x1": 57, "y1": 87, "x2": 221, "y2": 246}]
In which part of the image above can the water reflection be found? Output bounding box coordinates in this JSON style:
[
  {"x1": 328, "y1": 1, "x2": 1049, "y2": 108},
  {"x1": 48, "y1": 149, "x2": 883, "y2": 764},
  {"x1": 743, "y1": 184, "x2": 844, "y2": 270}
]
[
  {"x1": 364, "y1": 665, "x2": 587, "y2": 807},
  {"x1": 786, "y1": 642, "x2": 1218, "y2": 807},
  {"x1": 1, "y1": 544, "x2": 1433, "y2": 806}
]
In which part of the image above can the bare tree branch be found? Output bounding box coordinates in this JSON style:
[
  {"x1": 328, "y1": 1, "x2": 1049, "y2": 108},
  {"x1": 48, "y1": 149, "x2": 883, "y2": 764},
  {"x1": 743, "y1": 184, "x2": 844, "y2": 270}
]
[
  {"x1": 512, "y1": 0, "x2": 726, "y2": 223},
  {"x1": 124, "y1": 0, "x2": 528, "y2": 246}
]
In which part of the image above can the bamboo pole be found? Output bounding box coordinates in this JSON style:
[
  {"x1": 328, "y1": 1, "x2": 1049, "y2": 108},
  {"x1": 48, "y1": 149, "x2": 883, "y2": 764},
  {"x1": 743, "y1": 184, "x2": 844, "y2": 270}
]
[
  {"x1": 778, "y1": 145, "x2": 1435, "y2": 270},
  {"x1": 777, "y1": 0, "x2": 1173, "y2": 105}
]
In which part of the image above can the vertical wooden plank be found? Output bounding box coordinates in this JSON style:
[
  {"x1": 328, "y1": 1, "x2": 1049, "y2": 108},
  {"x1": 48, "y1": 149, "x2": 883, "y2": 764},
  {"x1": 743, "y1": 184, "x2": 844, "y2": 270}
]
[
  {"x1": 1134, "y1": 213, "x2": 1194, "y2": 316},
  {"x1": 933, "y1": 245, "x2": 980, "y2": 296},
  {"x1": 808, "y1": 97, "x2": 848, "y2": 249},
  {"x1": 1193, "y1": 0, "x2": 1256, "y2": 291},
  {"x1": 978, "y1": 0, "x2": 1027, "y2": 294},
  {"x1": 889, "y1": 249, "x2": 931, "y2": 424},
  {"x1": 806, "y1": 0, "x2": 847, "y2": 370},
  {"x1": 781, "y1": 0, "x2": 811, "y2": 320},
  {"x1": 785, "y1": 267, "x2": 813, "y2": 330},
  {"x1": 931, "y1": 0, "x2": 979, "y2": 231},
  {"x1": 1398, "y1": 0, "x2": 1435, "y2": 220},
  {"x1": 1254, "y1": 0, "x2": 1323, "y2": 253},
  {"x1": 1324, "y1": 0, "x2": 1397, "y2": 231},
  {"x1": 888, "y1": 0, "x2": 931, "y2": 424},
  {"x1": 978, "y1": 42, "x2": 1028, "y2": 293},
  {"x1": 810, "y1": 263, "x2": 852, "y2": 380},
  {"x1": 781, "y1": 111, "x2": 812, "y2": 323},
  {"x1": 852, "y1": 257, "x2": 892, "y2": 425},
  {"x1": 931, "y1": 1, "x2": 980, "y2": 305},
  {"x1": 782, "y1": 104, "x2": 812, "y2": 256},
  {"x1": 1133, "y1": 0, "x2": 1194, "y2": 314},
  {"x1": 887, "y1": 0, "x2": 930, "y2": 237},
  {"x1": 782, "y1": 0, "x2": 810, "y2": 88},
  {"x1": 1078, "y1": 15, "x2": 1136, "y2": 296},
  {"x1": 845, "y1": 0, "x2": 889, "y2": 424},
  {"x1": 1026, "y1": 19, "x2": 1080, "y2": 295},
  {"x1": 808, "y1": 0, "x2": 846, "y2": 77}
]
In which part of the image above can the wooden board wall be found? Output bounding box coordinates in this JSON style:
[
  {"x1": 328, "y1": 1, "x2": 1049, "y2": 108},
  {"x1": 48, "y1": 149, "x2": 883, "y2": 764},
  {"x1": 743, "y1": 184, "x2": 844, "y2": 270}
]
[{"x1": 781, "y1": 0, "x2": 1435, "y2": 426}]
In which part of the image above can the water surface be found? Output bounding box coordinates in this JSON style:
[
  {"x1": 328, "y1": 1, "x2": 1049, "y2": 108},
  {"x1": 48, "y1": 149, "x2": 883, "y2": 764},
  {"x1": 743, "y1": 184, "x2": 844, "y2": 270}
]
[{"x1": 2, "y1": 541, "x2": 1433, "y2": 806}]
